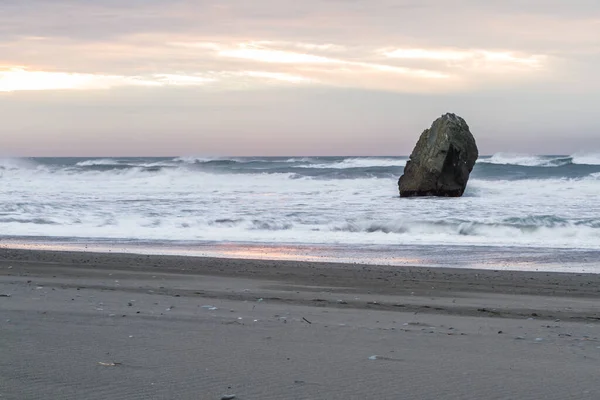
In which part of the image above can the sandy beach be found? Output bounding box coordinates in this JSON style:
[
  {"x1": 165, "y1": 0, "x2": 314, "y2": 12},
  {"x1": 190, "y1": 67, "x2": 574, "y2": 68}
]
[{"x1": 1, "y1": 248, "x2": 599, "y2": 399}]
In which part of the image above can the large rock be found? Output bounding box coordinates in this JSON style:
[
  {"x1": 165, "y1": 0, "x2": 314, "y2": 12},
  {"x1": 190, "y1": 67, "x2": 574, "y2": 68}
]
[{"x1": 398, "y1": 113, "x2": 478, "y2": 197}]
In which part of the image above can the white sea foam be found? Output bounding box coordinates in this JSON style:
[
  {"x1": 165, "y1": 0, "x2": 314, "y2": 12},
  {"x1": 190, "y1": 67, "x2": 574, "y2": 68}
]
[
  {"x1": 76, "y1": 158, "x2": 123, "y2": 167},
  {"x1": 301, "y1": 158, "x2": 407, "y2": 169},
  {"x1": 174, "y1": 156, "x2": 241, "y2": 164},
  {"x1": 479, "y1": 152, "x2": 600, "y2": 167},
  {"x1": 283, "y1": 157, "x2": 316, "y2": 163},
  {"x1": 477, "y1": 153, "x2": 556, "y2": 167},
  {"x1": 1, "y1": 157, "x2": 599, "y2": 250},
  {"x1": 571, "y1": 152, "x2": 600, "y2": 165},
  {"x1": 0, "y1": 157, "x2": 40, "y2": 170}
]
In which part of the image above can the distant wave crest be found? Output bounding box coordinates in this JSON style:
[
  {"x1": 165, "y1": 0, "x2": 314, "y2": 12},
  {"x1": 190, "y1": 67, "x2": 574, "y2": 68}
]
[
  {"x1": 571, "y1": 153, "x2": 600, "y2": 166},
  {"x1": 0, "y1": 157, "x2": 40, "y2": 171},
  {"x1": 300, "y1": 158, "x2": 407, "y2": 169},
  {"x1": 477, "y1": 153, "x2": 569, "y2": 167},
  {"x1": 76, "y1": 159, "x2": 122, "y2": 167},
  {"x1": 1, "y1": 155, "x2": 599, "y2": 182},
  {"x1": 478, "y1": 152, "x2": 600, "y2": 167},
  {"x1": 174, "y1": 156, "x2": 242, "y2": 164}
]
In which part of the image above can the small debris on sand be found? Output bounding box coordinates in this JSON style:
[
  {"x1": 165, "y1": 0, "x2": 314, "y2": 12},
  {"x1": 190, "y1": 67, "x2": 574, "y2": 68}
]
[{"x1": 98, "y1": 362, "x2": 121, "y2": 367}]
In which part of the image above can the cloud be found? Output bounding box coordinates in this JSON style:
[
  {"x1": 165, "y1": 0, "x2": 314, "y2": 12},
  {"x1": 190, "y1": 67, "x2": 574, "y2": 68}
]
[
  {"x1": 239, "y1": 71, "x2": 314, "y2": 84},
  {"x1": 0, "y1": 68, "x2": 160, "y2": 92},
  {"x1": 218, "y1": 45, "x2": 335, "y2": 64},
  {"x1": 0, "y1": 67, "x2": 315, "y2": 92},
  {"x1": 0, "y1": 0, "x2": 598, "y2": 94},
  {"x1": 152, "y1": 74, "x2": 216, "y2": 86},
  {"x1": 382, "y1": 48, "x2": 547, "y2": 73},
  {"x1": 0, "y1": 36, "x2": 550, "y2": 94}
]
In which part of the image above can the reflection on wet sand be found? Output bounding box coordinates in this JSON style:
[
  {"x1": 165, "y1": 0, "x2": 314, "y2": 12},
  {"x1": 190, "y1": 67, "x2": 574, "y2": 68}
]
[{"x1": 0, "y1": 239, "x2": 596, "y2": 273}]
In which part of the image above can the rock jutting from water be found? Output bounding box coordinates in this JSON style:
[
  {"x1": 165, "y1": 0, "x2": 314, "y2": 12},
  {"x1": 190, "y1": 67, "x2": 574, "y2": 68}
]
[{"x1": 398, "y1": 113, "x2": 478, "y2": 197}]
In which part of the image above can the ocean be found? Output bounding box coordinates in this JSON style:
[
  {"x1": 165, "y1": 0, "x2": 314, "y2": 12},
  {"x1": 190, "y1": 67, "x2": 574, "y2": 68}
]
[{"x1": 1, "y1": 154, "x2": 599, "y2": 272}]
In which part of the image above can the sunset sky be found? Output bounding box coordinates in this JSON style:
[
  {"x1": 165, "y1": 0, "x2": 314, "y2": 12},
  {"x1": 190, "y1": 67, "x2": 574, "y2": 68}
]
[{"x1": 1, "y1": 0, "x2": 599, "y2": 156}]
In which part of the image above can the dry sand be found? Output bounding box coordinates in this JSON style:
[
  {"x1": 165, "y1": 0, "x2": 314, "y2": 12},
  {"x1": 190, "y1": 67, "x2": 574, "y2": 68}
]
[{"x1": 0, "y1": 248, "x2": 599, "y2": 399}]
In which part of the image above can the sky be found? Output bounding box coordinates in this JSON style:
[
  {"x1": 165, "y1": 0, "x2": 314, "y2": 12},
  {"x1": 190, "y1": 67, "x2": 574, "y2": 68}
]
[{"x1": 1, "y1": 0, "x2": 599, "y2": 156}]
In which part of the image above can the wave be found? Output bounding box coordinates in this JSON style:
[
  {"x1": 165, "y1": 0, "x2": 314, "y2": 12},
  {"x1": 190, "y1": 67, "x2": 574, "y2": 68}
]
[
  {"x1": 69, "y1": 157, "x2": 406, "y2": 179},
  {"x1": 478, "y1": 152, "x2": 600, "y2": 168},
  {"x1": 300, "y1": 158, "x2": 407, "y2": 169},
  {"x1": 174, "y1": 156, "x2": 214, "y2": 164},
  {"x1": 1, "y1": 156, "x2": 599, "y2": 183},
  {"x1": 2, "y1": 154, "x2": 600, "y2": 251},
  {"x1": 329, "y1": 215, "x2": 600, "y2": 247},
  {"x1": 174, "y1": 156, "x2": 245, "y2": 164},
  {"x1": 76, "y1": 158, "x2": 123, "y2": 167},
  {"x1": 10, "y1": 214, "x2": 597, "y2": 231},
  {"x1": 477, "y1": 153, "x2": 569, "y2": 167},
  {"x1": 283, "y1": 157, "x2": 316, "y2": 163},
  {"x1": 571, "y1": 153, "x2": 600, "y2": 166},
  {"x1": 0, "y1": 157, "x2": 40, "y2": 171},
  {"x1": 0, "y1": 217, "x2": 59, "y2": 225},
  {"x1": 332, "y1": 215, "x2": 600, "y2": 235},
  {"x1": 2, "y1": 214, "x2": 599, "y2": 250}
]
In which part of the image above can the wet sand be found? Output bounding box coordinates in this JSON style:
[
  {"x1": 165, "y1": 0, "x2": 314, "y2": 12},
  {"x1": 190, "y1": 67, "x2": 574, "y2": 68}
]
[{"x1": 1, "y1": 248, "x2": 599, "y2": 399}]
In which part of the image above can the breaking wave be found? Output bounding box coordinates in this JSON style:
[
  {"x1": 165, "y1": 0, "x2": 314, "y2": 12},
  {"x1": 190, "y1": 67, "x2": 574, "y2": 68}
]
[
  {"x1": 571, "y1": 153, "x2": 600, "y2": 166},
  {"x1": 478, "y1": 152, "x2": 600, "y2": 167},
  {"x1": 1, "y1": 212, "x2": 599, "y2": 249},
  {"x1": 2, "y1": 155, "x2": 600, "y2": 182},
  {"x1": 76, "y1": 159, "x2": 122, "y2": 167},
  {"x1": 300, "y1": 158, "x2": 407, "y2": 169},
  {"x1": 1, "y1": 155, "x2": 600, "y2": 251},
  {"x1": 478, "y1": 153, "x2": 570, "y2": 167},
  {"x1": 0, "y1": 157, "x2": 40, "y2": 171}
]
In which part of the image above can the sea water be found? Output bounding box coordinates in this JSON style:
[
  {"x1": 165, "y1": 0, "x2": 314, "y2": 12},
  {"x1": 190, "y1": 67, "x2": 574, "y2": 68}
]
[{"x1": 1, "y1": 154, "x2": 599, "y2": 271}]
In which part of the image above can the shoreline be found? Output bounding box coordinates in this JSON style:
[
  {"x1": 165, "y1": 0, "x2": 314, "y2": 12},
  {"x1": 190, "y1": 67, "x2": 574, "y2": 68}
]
[
  {"x1": 2, "y1": 239, "x2": 599, "y2": 273},
  {"x1": 2, "y1": 247, "x2": 600, "y2": 399}
]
